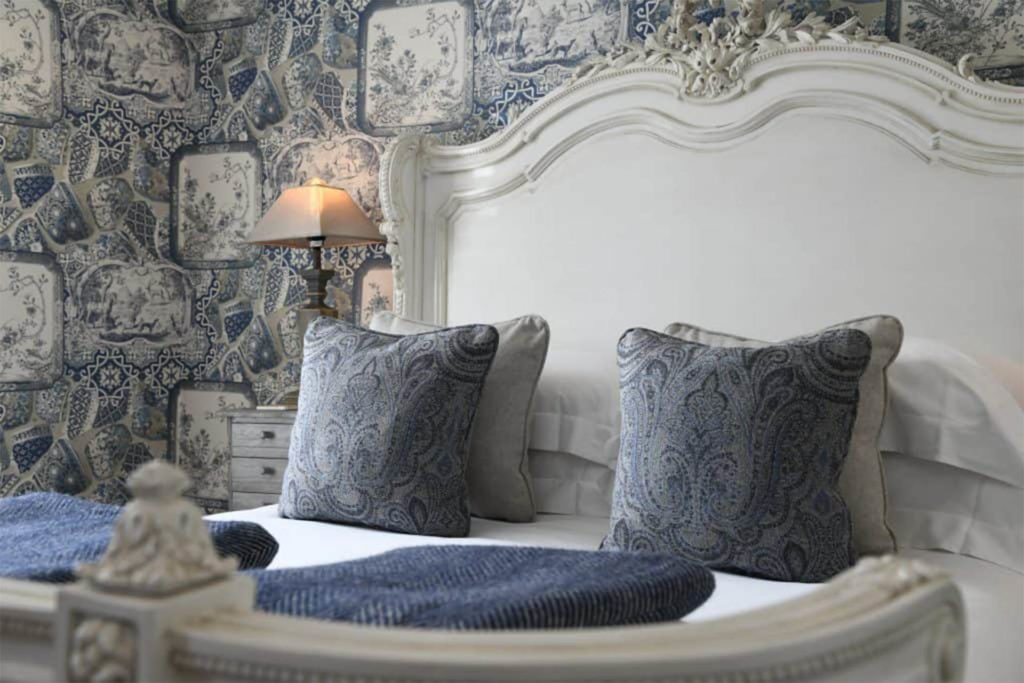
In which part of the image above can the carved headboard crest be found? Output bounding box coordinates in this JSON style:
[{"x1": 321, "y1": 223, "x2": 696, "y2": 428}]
[
  {"x1": 573, "y1": 0, "x2": 889, "y2": 97},
  {"x1": 571, "y1": 0, "x2": 988, "y2": 96}
]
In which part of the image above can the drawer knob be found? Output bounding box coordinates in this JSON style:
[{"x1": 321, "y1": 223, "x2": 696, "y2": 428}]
[
  {"x1": 260, "y1": 430, "x2": 275, "y2": 440},
  {"x1": 261, "y1": 466, "x2": 277, "y2": 476}
]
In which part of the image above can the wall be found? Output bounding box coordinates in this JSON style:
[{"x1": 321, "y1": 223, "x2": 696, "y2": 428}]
[{"x1": 0, "y1": 0, "x2": 1020, "y2": 511}]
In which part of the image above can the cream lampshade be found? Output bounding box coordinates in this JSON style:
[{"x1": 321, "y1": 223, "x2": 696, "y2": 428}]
[
  {"x1": 248, "y1": 178, "x2": 383, "y2": 407},
  {"x1": 247, "y1": 178, "x2": 380, "y2": 248}
]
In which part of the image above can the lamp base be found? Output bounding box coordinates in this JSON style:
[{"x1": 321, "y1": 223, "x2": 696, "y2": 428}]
[{"x1": 280, "y1": 254, "x2": 336, "y2": 410}]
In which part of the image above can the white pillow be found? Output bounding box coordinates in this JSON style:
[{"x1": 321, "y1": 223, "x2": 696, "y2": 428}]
[
  {"x1": 530, "y1": 450, "x2": 614, "y2": 517},
  {"x1": 879, "y1": 337, "x2": 1024, "y2": 488},
  {"x1": 883, "y1": 451, "x2": 1023, "y2": 573},
  {"x1": 529, "y1": 349, "x2": 620, "y2": 469}
]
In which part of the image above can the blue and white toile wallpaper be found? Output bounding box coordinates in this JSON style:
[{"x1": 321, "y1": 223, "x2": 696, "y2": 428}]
[{"x1": 0, "y1": 0, "x2": 1021, "y2": 511}]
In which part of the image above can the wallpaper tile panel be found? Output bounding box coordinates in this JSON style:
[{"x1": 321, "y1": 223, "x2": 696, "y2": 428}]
[
  {"x1": 170, "y1": 0, "x2": 267, "y2": 33},
  {"x1": 357, "y1": 0, "x2": 475, "y2": 134},
  {"x1": 169, "y1": 141, "x2": 262, "y2": 269},
  {"x1": 0, "y1": 250, "x2": 62, "y2": 389},
  {"x1": 467, "y1": 0, "x2": 626, "y2": 135},
  {"x1": 885, "y1": 0, "x2": 1024, "y2": 82},
  {"x1": 169, "y1": 380, "x2": 255, "y2": 510},
  {"x1": 0, "y1": 0, "x2": 1019, "y2": 510},
  {"x1": 0, "y1": 0, "x2": 63, "y2": 127}
]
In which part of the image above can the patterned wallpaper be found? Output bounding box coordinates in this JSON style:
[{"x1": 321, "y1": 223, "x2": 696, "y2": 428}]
[{"x1": 0, "y1": 0, "x2": 1021, "y2": 511}]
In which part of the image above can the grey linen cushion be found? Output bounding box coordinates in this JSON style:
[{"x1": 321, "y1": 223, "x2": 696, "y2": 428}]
[
  {"x1": 604, "y1": 327, "x2": 872, "y2": 582},
  {"x1": 370, "y1": 312, "x2": 550, "y2": 522},
  {"x1": 664, "y1": 316, "x2": 903, "y2": 554},
  {"x1": 279, "y1": 318, "x2": 499, "y2": 536}
]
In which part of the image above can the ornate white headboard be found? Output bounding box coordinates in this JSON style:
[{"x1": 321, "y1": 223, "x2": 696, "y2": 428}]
[{"x1": 381, "y1": 2, "x2": 1024, "y2": 363}]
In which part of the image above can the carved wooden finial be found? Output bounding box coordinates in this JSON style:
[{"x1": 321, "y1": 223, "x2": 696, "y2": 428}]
[
  {"x1": 76, "y1": 461, "x2": 237, "y2": 597},
  {"x1": 125, "y1": 460, "x2": 189, "y2": 500}
]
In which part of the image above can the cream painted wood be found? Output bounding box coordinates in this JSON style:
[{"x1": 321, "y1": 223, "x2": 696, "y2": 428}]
[
  {"x1": 230, "y1": 421, "x2": 294, "y2": 450},
  {"x1": 2, "y1": 1, "x2": 1016, "y2": 678},
  {"x1": 230, "y1": 457, "x2": 287, "y2": 494},
  {"x1": 228, "y1": 491, "x2": 282, "y2": 511}
]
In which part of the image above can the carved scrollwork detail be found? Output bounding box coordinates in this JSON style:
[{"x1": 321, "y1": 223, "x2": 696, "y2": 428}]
[
  {"x1": 68, "y1": 617, "x2": 136, "y2": 683},
  {"x1": 380, "y1": 134, "x2": 435, "y2": 315},
  {"x1": 76, "y1": 461, "x2": 237, "y2": 596},
  {"x1": 573, "y1": 0, "x2": 887, "y2": 97},
  {"x1": 378, "y1": 218, "x2": 404, "y2": 313},
  {"x1": 957, "y1": 53, "x2": 978, "y2": 83}
]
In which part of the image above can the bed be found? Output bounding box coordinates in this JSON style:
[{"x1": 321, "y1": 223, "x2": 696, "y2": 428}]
[
  {"x1": 1, "y1": 2, "x2": 1022, "y2": 681},
  {"x1": 209, "y1": 504, "x2": 1023, "y2": 682}
]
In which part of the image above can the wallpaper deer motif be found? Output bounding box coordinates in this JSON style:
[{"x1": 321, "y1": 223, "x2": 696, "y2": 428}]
[{"x1": 0, "y1": 0, "x2": 1020, "y2": 511}]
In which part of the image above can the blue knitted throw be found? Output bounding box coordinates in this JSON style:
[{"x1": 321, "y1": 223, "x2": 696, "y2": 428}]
[
  {"x1": 252, "y1": 545, "x2": 715, "y2": 629},
  {"x1": 0, "y1": 493, "x2": 279, "y2": 582},
  {"x1": 1, "y1": 495, "x2": 715, "y2": 629}
]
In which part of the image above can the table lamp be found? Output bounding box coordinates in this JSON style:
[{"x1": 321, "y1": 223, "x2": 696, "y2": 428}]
[{"x1": 248, "y1": 178, "x2": 384, "y2": 407}]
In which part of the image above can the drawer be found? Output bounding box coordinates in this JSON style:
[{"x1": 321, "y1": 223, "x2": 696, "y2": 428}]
[
  {"x1": 230, "y1": 491, "x2": 280, "y2": 511},
  {"x1": 232, "y1": 422, "x2": 293, "y2": 449},
  {"x1": 231, "y1": 456, "x2": 287, "y2": 494}
]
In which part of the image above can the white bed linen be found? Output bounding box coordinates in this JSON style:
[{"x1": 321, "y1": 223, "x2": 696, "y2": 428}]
[
  {"x1": 879, "y1": 337, "x2": 1024, "y2": 488},
  {"x1": 884, "y1": 452, "x2": 1024, "y2": 573},
  {"x1": 209, "y1": 506, "x2": 1023, "y2": 682}
]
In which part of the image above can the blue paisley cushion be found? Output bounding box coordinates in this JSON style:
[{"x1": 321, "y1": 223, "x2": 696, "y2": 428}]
[
  {"x1": 604, "y1": 327, "x2": 872, "y2": 582},
  {"x1": 664, "y1": 317, "x2": 904, "y2": 556},
  {"x1": 371, "y1": 312, "x2": 551, "y2": 523},
  {"x1": 279, "y1": 318, "x2": 499, "y2": 537}
]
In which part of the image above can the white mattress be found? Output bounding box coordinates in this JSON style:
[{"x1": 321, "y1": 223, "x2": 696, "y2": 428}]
[{"x1": 209, "y1": 506, "x2": 1023, "y2": 682}]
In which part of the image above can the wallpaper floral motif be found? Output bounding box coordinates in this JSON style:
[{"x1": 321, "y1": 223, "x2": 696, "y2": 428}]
[{"x1": 0, "y1": 0, "x2": 1020, "y2": 511}]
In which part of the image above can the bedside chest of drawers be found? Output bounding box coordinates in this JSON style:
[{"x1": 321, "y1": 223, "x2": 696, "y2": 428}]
[{"x1": 223, "y1": 408, "x2": 296, "y2": 511}]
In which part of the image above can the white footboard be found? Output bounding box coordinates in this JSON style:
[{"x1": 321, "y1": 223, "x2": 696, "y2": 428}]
[{"x1": 0, "y1": 463, "x2": 964, "y2": 683}]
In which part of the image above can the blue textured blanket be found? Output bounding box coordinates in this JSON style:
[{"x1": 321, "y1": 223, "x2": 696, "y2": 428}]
[
  {"x1": 0, "y1": 493, "x2": 279, "y2": 582},
  {"x1": 252, "y1": 545, "x2": 715, "y2": 629},
  {"x1": 2, "y1": 495, "x2": 713, "y2": 629}
]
